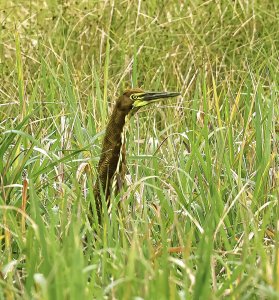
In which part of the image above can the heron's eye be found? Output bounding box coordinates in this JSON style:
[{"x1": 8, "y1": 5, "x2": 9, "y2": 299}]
[{"x1": 131, "y1": 94, "x2": 138, "y2": 100}]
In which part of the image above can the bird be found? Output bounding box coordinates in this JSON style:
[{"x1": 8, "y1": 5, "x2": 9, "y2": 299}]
[{"x1": 92, "y1": 88, "x2": 180, "y2": 224}]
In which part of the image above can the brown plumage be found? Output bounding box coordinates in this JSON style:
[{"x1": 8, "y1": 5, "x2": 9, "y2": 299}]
[{"x1": 92, "y1": 88, "x2": 180, "y2": 224}]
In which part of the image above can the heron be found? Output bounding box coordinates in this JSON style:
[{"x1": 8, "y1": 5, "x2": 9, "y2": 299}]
[{"x1": 92, "y1": 88, "x2": 180, "y2": 224}]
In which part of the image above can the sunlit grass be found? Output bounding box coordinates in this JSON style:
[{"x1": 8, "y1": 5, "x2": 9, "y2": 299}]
[{"x1": 0, "y1": 1, "x2": 278, "y2": 299}]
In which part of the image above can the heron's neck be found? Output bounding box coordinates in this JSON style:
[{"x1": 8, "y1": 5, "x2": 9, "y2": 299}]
[{"x1": 94, "y1": 106, "x2": 129, "y2": 198}]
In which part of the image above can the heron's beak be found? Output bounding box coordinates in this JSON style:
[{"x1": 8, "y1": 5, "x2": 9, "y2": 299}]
[
  {"x1": 141, "y1": 91, "x2": 180, "y2": 101},
  {"x1": 133, "y1": 91, "x2": 180, "y2": 107}
]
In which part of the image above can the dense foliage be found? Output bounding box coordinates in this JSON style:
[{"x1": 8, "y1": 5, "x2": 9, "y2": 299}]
[{"x1": 0, "y1": 1, "x2": 278, "y2": 299}]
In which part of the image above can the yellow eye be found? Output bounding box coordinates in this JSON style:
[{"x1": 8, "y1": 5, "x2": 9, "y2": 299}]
[{"x1": 131, "y1": 94, "x2": 138, "y2": 100}]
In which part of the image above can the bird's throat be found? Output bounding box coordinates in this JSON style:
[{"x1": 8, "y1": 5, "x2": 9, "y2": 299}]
[{"x1": 94, "y1": 107, "x2": 129, "y2": 202}]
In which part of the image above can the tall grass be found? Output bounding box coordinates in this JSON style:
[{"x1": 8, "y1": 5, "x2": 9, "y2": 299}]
[{"x1": 0, "y1": 1, "x2": 278, "y2": 299}]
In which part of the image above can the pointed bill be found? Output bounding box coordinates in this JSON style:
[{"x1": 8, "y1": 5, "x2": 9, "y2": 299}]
[{"x1": 133, "y1": 91, "x2": 180, "y2": 107}]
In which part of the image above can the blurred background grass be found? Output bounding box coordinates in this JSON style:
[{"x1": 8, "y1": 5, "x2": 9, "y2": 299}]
[{"x1": 0, "y1": 1, "x2": 278, "y2": 299}]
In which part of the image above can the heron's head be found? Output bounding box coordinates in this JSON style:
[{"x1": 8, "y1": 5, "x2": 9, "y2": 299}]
[{"x1": 116, "y1": 88, "x2": 180, "y2": 114}]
